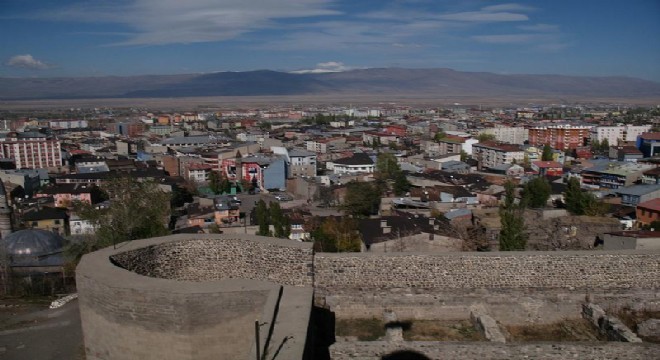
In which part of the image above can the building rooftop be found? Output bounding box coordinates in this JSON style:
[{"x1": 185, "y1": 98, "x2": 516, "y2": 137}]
[
  {"x1": 637, "y1": 198, "x2": 660, "y2": 212},
  {"x1": 615, "y1": 184, "x2": 660, "y2": 197}
]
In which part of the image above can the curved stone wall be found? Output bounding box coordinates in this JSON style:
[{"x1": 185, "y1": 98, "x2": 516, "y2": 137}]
[
  {"x1": 110, "y1": 234, "x2": 314, "y2": 286},
  {"x1": 76, "y1": 234, "x2": 314, "y2": 360}
]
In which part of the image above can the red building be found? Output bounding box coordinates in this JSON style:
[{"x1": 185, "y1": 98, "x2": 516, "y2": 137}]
[
  {"x1": 528, "y1": 125, "x2": 592, "y2": 150},
  {"x1": 636, "y1": 198, "x2": 660, "y2": 227},
  {"x1": 531, "y1": 161, "x2": 564, "y2": 177},
  {"x1": 384, "y1": 124, "x2": 407, "y2": 137}
]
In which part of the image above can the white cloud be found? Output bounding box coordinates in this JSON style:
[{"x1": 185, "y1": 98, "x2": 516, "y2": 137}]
[
  {"x1": 437, "y1": 11, "x2": 528, "y2": 22},
  {"x1": 40, "y1": 0, "x2": 340, "y2": 46},
  {"x1": 482, "y1": 4, "x2": 535, "y2": 13},
  {"x1": 5, "y1": 54, "x2": 52, "y2": 70},
  {"x1": 472, "y1": 34, "x2": 536, "y2": 44},
  {"x1": 290, "y1": 61, "x2": 352, "y2": 73},
  {"x1": 518, "y1": 23, "x2": 559, "y2": 32}
]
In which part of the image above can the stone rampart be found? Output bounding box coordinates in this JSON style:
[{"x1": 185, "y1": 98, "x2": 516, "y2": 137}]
[
  {"x1": 111, "y1": 234, "x2": 314, "y2": 286},
  {"x1": 314, "y1": 251, "x2": 660, "y2": 292},
  {"x1": 77, "y1": 234, "x2": 314, "y2": 360}
]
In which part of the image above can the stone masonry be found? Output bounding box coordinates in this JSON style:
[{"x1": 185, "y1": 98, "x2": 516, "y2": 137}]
[{"x1": 77, "y1": 234, "x2": 660, "y2": 360}]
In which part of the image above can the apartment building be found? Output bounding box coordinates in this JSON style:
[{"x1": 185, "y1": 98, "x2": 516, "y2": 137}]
[
  {"x1": 479, "y1": 126, "x2": 528, "y2": 144},
  {"x1": 472, "y1": 142, "x2": 525, "y2": 171},
  {"x1": 0, "y1": 131, "x2": 62, "y2": 169},
  {"x1": 590, "y1": 125, "x2": 651, "y2": 145},
  {"x1": 528, "y1": 125, "x2": 592, "y2": 150}
]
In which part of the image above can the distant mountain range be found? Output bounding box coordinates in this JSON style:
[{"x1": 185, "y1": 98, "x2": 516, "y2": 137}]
[{"x1": 2, "y1": 68, "x2": 660, "y2": 100}]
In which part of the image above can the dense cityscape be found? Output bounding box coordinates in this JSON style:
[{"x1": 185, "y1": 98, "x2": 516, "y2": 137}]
[{"x1": 2, "y1": 1, "x2": 660, "y2": 359}]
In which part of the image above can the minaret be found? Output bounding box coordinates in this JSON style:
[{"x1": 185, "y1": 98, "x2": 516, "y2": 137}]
[{"x1": 0, "y1": 182, "x2": 12, "y2": 239}]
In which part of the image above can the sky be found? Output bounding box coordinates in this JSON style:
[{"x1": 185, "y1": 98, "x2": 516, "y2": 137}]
[{"x1": 1, "y1": 0, "x2": 659, "y2": 81}]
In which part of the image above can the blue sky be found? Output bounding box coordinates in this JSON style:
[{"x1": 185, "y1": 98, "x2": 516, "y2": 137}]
[{"x1": 1, "y1": 0, "x2": 659, "y2": 81}]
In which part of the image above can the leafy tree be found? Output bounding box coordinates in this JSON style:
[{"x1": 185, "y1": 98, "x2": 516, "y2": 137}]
[
  {"x1": 590, "y1": 139, "x2": 601, "y2": 154},
  {"x1": 269, "y1": 201, "x2": 290, "y2": 238},
  {"x1": 68, "y1": 177, "x2": 171, "y2": 262},
  {"x1": 460, "y1": 150, "x2": 468, "y2": 162},
  {"x1": 564, "y1": 177, "x2": 587, "y2": 215},
  {"x1": 541, "y1": 144, "x2": 554, "y2": 161},
  {"x1": 375, "y1": 153, "x2": 400, "y2": 180},
  {"x1": 522, "y1": 176, "x2": 551, "y2": 208},
  {"x1": 499, "y1": 180, "x2": 527, "y2": 250},
  {"x1": 209, "y1": 170, "x2": 222, "y2": 194},
  {"x1": 312, "y1": 217, "x2": 361, "y2": 252},
  {"x1": 600, "y1": 138, "x2": 610, "y2": 153},
  {"x1": 522, "y1": 153, "x2": 531, "y2": 168},
  {"x1": 434, "y1": 131, "x2": 447, "y2": 141},
  {"x1": 170, "y1": 183, "x2": 195, "y2": 208},
  {"x1": 393, "y1": 172, "x2": 411, "y2": 196},
  {"x1": 255, "y1": 199, "x2": 270, "y2": 236},
  {"x1": 477, "y1": 133, "x2": 496, "y2": 142},
  {"x1": 341, "y1": 181, "x2": 382, "y2": 217},
  {"x1": 564, "y1": 177, "x2": 607, "y2": 216}
]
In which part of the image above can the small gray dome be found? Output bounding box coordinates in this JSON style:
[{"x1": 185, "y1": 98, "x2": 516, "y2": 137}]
[{"x1": 2, "y1": 229, "x2": 64, "y2": 256}]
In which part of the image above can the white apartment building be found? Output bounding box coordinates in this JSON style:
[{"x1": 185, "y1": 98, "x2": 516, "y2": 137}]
[
  {"x1": 0, "y1": 132, "x2": 62, "y2": 169},
  {"x1": 590, "y1": 125, "x2": 652, "y2": 145},
  {"x1": 472, "y1": 143, "x2": 525, "y2": 170},
  {"x1": 479, "y1": 126, "x2": 528, "y2": 144},
  {"x1": 306, "y1": 140, "x2": 327, "y2": 154}
]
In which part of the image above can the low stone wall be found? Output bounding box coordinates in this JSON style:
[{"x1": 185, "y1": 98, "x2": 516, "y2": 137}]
[
  {"x1": 329, "y1": 342, "x2": 660, "y2": 360},
  {"x1": 315, "y1": 251, "x2": 660, "y2": 292},
  {"x1": 111, "y1": 234, "x2": 314, "y2": 286}
]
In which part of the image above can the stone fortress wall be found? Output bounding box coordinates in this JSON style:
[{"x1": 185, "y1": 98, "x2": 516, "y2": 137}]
[
  {"x1": 77, "y1": 234, "x2": 314, "y2": 360},
  {"x1": 110, "y1": 234, "x2": 314, "y2": 286},
  {"x1": 77, "y1": 234, "x2": 660, "y2": 360}
]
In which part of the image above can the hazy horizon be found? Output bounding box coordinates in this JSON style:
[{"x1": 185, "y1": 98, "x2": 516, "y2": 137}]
[{"x1": 1, "y1": 1, "x2": 659, "y2": 81}]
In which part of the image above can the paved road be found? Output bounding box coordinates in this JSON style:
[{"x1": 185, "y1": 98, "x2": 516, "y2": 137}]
[{"x1": 0, "y1": 300, "x2": 84, "y2": 360}]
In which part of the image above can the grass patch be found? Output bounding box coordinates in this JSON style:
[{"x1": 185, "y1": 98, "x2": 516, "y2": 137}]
[
  {"x1": 336, "y1": 318, "x2": 386, "y2": 341},
  {"x1": 403, "y1": 320, "x2": 484, "y2": 341},
  {"x1": 505, "y1": 319, "x2": 605, "y2": 342}
]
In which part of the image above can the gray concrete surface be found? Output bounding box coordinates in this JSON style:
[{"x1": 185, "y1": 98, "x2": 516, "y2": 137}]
[{"x1": 0, "y1": 299, "x2": 84, "y2": 360}]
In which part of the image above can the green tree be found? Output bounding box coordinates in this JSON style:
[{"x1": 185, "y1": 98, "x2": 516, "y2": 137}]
[
  {"x1": 600, "y1": 138, "x2": 610, "y2": 153},
  {"x1": 269, "y1": 201, "x2": 290, "y2": 238},
  {"x1": 522, "y1": 177, "x2": 551, "y2": 208},
  {"x1": 209, "y1": 170, "x2": 222, "y2": 194},
  {"x1": 68, "y1": 177, "x2": 171, "y2": 262},
  {"x1": 563, "y1": 177, "x2": 607, "y2": 216},
  {"x1": 460, "y1": 150, "x2": 468, "y2": 162},
  {"x1": 312, "y1": 217, "x2": 361, "y2": 252},
  {"x1": 375, "y1": 153, "x2": 400, "y2": 180},
  {"x1": 434, "y1": 131, "x2": 447, "y2": 141},
  {"x1": 564, "y1": 177, "x2": 587, "y2": 215},
  {"x1": 499, "y1": 180, "x2": 527, "y2": 250},
  {"x1": 393, "y1": 172, "x2": 411, "y2": 196},
  {"x1": 541, "y1": 144, "x2": 554, "y2": 161},
  {"x1": 590, "y1": 139, "x2": 601, "y2": 154},
  {"x1": 477, "y1": 133, "x2": 496, "y2": 142},
  {"x1": 342, "y1": 181, "x2": 382, "y2": 217},
  {"x1": 255, "y1": 199, "x2": 270, "y2": 236}
]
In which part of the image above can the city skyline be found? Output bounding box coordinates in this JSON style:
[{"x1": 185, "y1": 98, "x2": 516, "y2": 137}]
[{"x1": 1, "y1": 0, "x2": 659, "y2": 81}]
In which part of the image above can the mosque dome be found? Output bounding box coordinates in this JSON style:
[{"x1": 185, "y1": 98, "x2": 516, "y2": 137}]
[{"x1": 1, "y1": 229, "x2": 65, "y2": 268}]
